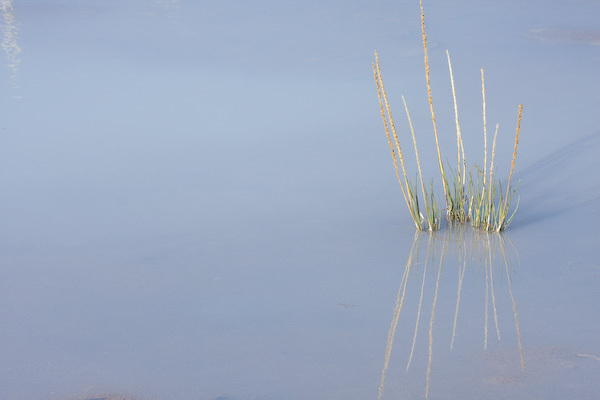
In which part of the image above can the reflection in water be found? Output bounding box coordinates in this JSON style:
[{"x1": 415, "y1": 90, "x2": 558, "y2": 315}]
[
  {"x1": 0, "y1": 0, "x2": 21, "y2": 88},
  {"x1": 378, "y1": 227, "x2": 525, "y2": 400}
]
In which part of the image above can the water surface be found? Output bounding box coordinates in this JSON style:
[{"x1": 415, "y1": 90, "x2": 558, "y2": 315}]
[{"x1": 0, "y1": 1, "x2": 599, "y2": 399}]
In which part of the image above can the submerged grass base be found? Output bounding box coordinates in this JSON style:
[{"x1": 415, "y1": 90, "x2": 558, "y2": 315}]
[{"x1": 373, "y1": 0, "x2": 522, "y2": 232}]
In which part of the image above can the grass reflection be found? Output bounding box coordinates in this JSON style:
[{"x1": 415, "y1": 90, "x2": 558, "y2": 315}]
[{"x1": 378, "y1": 227, "x2": 524, "y2": 400}]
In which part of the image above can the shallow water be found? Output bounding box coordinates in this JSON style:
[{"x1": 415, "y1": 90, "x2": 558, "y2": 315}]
[{"x1": 0, "y1": 1, "x2": 599, "y2": 399}]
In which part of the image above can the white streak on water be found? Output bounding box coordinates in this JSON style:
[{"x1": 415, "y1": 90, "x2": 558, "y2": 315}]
[{"x1": 0, "y1": 0, "x2": 21, "y2": 89}]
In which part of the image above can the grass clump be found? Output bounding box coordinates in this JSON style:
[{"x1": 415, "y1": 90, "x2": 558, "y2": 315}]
[{"x1": 373, "y1": 0, "x2": 522, "y2": 232}]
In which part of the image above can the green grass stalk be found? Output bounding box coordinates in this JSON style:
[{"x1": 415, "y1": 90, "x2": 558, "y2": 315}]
[
  {"x1": 420, "y1": 0, "x2": 449, "y2": 210},
  {"x1": 497, "y1": 105, "x2": 523, "y2": 231},
  {"x1": 486, "y1": 124, "x2": 499, "y2": 229},
  {"x1": 373, "y1": 52, "x2": 423, "y2": 229},
  {"x1": 445, "y1": 51, "x2": 468, "y2": 222},
  {"x1": 480, "y1": 69, "x2": 488, "y2": 221},
  {"x1": 447, "y1": 50, "x2": 466, "y2": 191},
  {"x1": 402, "y1": 95, "x2": 439, "y2": 230}
]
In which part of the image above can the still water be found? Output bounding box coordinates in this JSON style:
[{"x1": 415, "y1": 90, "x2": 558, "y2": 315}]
[{"x1": 0, "y1": 1, "x2": 599, "y2": 399}]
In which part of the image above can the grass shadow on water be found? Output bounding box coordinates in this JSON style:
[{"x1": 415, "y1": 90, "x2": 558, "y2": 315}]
[{"x1": 512, "y1": 131, "x2": 600, "y2": 230}]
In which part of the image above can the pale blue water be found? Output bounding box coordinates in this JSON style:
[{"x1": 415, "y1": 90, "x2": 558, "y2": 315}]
[{"x1": 0, "y1": 1, "x2": 599, "y2": 399}]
